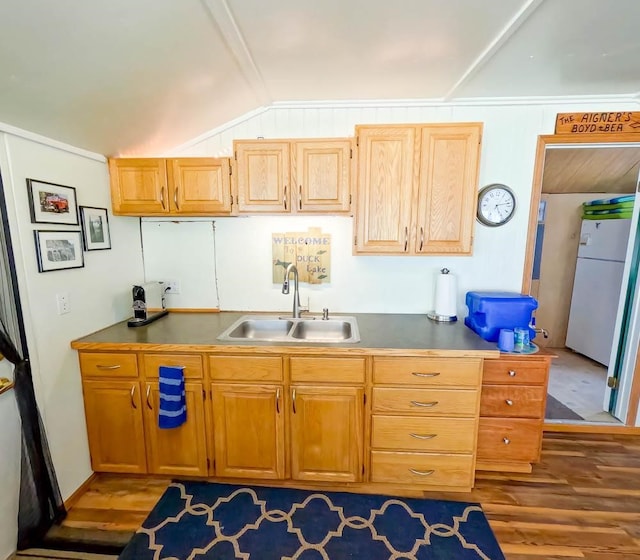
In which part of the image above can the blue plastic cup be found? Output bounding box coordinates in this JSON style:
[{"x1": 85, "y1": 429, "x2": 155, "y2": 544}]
[{"x1": 498, "y1": 329, "x2": 515, "y2": 352}]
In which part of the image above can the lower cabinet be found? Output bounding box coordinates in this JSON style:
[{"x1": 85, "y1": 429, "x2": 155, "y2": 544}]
[
  {"x1": 82, "y1": 379, "x2": 147, "y2": 473},
  {"x1": 290, "y1": 385, "x2": 364, "y2": 483},
  {"x1": 143, "y1": 382, "x2": 208, "y2": 477},
  {"x1": 210, "y1": 383, "x2": 285, "y2": 479}
]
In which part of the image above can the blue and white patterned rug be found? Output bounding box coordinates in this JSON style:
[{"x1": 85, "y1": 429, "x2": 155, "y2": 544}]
[{"x1": 118, "y1": 481, "x2": 505, "y2": 559}]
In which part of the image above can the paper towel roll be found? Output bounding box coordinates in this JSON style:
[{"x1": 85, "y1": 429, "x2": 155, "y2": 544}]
[{"x1": 434, "y1": 269, "x2": 457, "y2": 317}]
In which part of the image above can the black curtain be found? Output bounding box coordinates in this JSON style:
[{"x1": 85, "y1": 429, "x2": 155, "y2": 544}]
[{"x1": 0, "y1": 169, "x2": 65, "y2": 549}]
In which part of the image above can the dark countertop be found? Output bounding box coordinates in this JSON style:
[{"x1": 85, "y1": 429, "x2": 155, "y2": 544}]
[{"x1": 71, "y1": 311, "x2": 501, "y2": 358}]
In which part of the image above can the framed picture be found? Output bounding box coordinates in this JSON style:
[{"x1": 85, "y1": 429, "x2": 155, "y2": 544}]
[
  {"x1": 80, "y1": 206, "x2": 111, "y2": 251},
  {"x1": 26, "y1": 179, "x2": 78, "y2": 225},
  {"x1": 34, "y1": 230, "x2": 84, "y2": 272}
]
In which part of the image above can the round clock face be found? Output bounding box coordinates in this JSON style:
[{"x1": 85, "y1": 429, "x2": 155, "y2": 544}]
[{"x1": 477, "y1": 184, "x2": 516, "y2": 227}]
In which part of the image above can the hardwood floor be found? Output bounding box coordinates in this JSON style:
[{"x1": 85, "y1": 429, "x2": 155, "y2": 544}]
[{"x1": 64, "y1": 432, "x2": 640, "y2": 559}]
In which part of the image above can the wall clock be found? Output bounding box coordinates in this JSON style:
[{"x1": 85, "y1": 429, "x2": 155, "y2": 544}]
[{"x1": 477, "y1": 183, "x2": 516, "y2": 227}]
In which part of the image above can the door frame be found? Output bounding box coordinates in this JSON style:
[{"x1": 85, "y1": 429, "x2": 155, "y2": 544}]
[{"x1": 522, "y1": 132, "x2": 640, "y2": 427}]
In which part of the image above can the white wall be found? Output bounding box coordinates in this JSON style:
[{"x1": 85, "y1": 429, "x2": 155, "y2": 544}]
[
  {"x1": 0, "y1": 129, "x2": 144, "y2": 541},
  {"x1": 143, "y1": 100, "x2": 639, "y2": 317},
  {"x1": 0, "y1": 361, "x2": 20, "y2": 560}
]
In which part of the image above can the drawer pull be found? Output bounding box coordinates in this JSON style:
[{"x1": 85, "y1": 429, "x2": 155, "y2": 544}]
[
  {"x1": 410, "y1": 400, "x2": 438, "y2": 408},
  {"x1": 409, "y1": 468, "x2": 435, "y2": 476},
  {"x1": 508, "y1": 370, "x2": 516, "y2": 377},
  {"x1": 505, "y1": 399, "x2": 514, "y2": 406},
  {"x1": 96, "y1": 364, "x2": 121, "y2": 370},
  {"x1": 410, "y1": 433, "x2": 437, "y2": 440},
  {"x1": 503, "y1": 437, "x2": 511, "y2": 445},
  {"x1": 412, "y1": 372, "x2": 441, "y2": 378}
]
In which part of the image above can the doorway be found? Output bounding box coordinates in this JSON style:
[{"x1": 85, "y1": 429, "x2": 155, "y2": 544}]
[{"x1": 523, "y1": 134, "x2": 640, "y2": 426}]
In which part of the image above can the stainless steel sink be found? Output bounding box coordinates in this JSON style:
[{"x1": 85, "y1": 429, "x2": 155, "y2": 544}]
[{"x1": 217, "y1": 315, "x2": 360, "y2": 343}]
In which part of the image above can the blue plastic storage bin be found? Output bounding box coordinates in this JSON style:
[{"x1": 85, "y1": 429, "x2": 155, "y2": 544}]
[{"x1": 464, "y1": 291, "x2": 538, "y2": 343}]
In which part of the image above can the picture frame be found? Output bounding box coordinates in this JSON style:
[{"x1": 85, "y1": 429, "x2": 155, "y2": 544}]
[
  {"x1": 34, "y1": 230, "x2": 84, "y2": 272},
  {"x1": 79, "y1": 206, "x2": 111, "y2": 251},
  {"x1": 26, "y1": 178, "x2": 78, "y2": 225}
]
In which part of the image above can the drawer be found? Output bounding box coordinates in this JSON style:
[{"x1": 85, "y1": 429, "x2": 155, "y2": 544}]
[
  {"x1": 370, "y1": 451, "x2": 474, "y2": 488},
  {"x1": 209, "y1": 356, "x2": 283, "y2": 382},
  {"x1": 371, "y1": 416, "x2": 476, "y2": 453},
  {"x1": 480, "y1": 385, "x2": 545, "y2": 419},
  {"x1": 482, "y1": 358, "x2": 548, "y2": 385},
  {"x1": 373, "y1": 357, "x2": 482, "y2": 387},
  {"x1": 79, "y1": 352, "x2": 138, "y2": 378},
  {"x1": 476, "y1": 418, "x2": 542, "y2": 463},
  {"x1": 290, "y1": 357, "x2": 365, "y2": 384},
  {"x1": 142, "y1": 354, "x2": 203, "y2": 380},
  {"x1": 372, "y1": 387, "x2": 479, "y2": 416}
]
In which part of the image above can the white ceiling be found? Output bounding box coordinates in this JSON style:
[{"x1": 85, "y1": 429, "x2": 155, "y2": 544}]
[{"x1": 1, "y1": 0, "x2": 639, "y2": 156}]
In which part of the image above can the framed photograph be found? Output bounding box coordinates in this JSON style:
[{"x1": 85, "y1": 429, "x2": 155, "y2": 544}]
[
  {"x1": 34, "y1": 230, "x2": 84, "y2": 272},
  {"x1": 80, "y1": 206, "x2": 111, "y2": 251},
  {"x1": 26, "y1": 178, "x2": 78, "y2": 225}
]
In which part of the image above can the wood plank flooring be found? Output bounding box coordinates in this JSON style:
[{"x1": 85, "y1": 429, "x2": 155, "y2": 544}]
[{"x1": 64, "y1": 432, "x2": 640, "y2": 559}]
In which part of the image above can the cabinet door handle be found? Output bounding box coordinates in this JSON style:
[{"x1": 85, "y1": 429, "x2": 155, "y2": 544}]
[
  {"x1": 146, "y1": 385, "x2": 152, "y2": 410},
  {"x1": 409, "y1": 468, "x2": 435, "y2": 476},
  {"x1": 130, "y1": 385, "x2": 137, "y2": 409},
  {"x1": 283, "y1": 185, "x2": 287, "y2": 210},
  {"x1": 410, "y1": 433, "x2": 437, "y2": 440},
  {"x1": 419, "y1": 227, "x2": 424, "y2": 251},
  {"x1": 412, "y1": 372, "x2": 440, "y2": 378},
  {"x1": 508, "y1": 370, "x2": 516, "y2": 377},
  {"x1": 276, "y1": 387, "x2": 280, "y2": 413},
  {"x1": 503, "y1": 437, "x2": 511, "y2": 445},
  {"x1": 160, "y1": 187, "x2": 166, "y2": 210},
  {"x1": 505, "y1": 399, "x2": 514, "y2": 406},
  {"x1": 96, "y1": 364, "x2": 121, "y2": 370},
  {"x1": 298, "y1": 185, "x2": 302, "y2": 210},
  {"x1": 292, "y1": 388, "x2": 296, "y2": 414},
  {"x1": 410, "y1": 400, "x2": 438, "y2": 408},
  {"x1": 404, "y1": 226, "x2": 408, "y2": 251},
  {"x1": 174, "y1": 187, "x2": 180, "y2": 210}
]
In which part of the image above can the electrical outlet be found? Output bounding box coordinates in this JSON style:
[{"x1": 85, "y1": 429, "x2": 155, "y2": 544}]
[
  {"x1": 165, "y1": 280, "x2": 181, "y2": 295},
  {"x1": 56, "y1": 292, "x2": 70, "y2": 315}
]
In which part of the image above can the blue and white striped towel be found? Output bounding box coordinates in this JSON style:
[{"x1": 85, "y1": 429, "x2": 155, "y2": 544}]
[{"x1": 158, "y1": 365, "x2": 186, "y2": 429}]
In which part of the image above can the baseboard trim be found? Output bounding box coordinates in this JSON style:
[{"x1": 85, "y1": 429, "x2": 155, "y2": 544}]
[
  {"x1": 544, "y1": 422, "x2": 640, "y2": 434},
  {"x1": 63, "y1": 473, "x2": 97, "y2": 510}
]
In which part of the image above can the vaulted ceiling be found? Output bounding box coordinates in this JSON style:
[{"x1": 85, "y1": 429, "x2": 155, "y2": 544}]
[{"x1": 0, "y1": 0, "x2": 639, "y2": 156}]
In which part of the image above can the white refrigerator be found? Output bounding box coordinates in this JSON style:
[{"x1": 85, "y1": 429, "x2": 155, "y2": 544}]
[{"x1": 566, "y1": 219, "x2": 632, "y2": 366}]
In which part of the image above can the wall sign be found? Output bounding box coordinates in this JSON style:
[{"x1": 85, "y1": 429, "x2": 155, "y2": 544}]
[
  {"x1": 555, "y1": 112, "x2": 640, "y2": 134},
  {"x1": 272, "y1": 227, "x2": 331, "y2": 284}
]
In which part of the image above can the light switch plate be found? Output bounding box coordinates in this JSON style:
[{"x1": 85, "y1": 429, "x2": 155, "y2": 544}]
[{"x1": 56, "y1": 292, "x2": 70, "y2": 314}]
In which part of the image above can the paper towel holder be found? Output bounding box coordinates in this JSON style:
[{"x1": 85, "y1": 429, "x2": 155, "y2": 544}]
[{"x1": 427, "y1": 268, "x2": 458, "y2": 323}]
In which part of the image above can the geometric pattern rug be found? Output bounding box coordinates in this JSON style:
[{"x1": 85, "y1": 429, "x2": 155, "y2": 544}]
[{"x1": 118, "y1": 481, "x2": 505, "y2": 559}]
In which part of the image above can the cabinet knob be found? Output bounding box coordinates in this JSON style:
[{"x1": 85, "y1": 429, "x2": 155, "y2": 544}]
[
  {"x1": 505, "y1": 399, "x2": 514, "y2": 406},
  {"x1": 508, "y1": 370, "x2": 516, "y2": 377},
  {"x1": 503, "y1": 437, "x2": 511, "y2": 445}
]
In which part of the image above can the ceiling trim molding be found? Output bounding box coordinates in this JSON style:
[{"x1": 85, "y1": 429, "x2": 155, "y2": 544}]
[
  {"x1": 444, "y1": 0, "x2": 546, "y2": 101},
  {"x1": 201, "y1": 0, "x2": 271, "y2": 106},
  {"x1": 0, "y1": 121, "x2": 106, "y2": 162}
]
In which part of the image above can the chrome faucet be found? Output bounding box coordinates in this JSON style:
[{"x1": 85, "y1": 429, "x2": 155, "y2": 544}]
[{"x1": 282, "y1": 263, "x2": 306, "y2": 318}]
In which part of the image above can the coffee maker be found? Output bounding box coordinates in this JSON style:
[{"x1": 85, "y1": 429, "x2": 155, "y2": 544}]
[{"x1": 127, "y1": 281, "x2": 169, "y2": 327}]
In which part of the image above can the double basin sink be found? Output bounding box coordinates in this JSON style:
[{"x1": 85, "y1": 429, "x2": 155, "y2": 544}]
[{"x1": 217, "y1": 315, "x2": 360, "y2": 344}]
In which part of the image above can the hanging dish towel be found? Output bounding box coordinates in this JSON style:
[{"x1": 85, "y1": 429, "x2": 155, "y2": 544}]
[{"x1": 158, "y1": 365, "x2": 186, "y2": 429}]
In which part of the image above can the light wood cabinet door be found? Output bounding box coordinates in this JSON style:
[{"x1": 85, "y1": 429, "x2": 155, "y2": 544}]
[
  {"x1": 292, "y1": 139, "x2": 353, "y2": 213},
  {"x1": 290, "y1": 385, "x2": 364, "y2": 483},
  {"x1": 354, "y1": 126, "x2": 416, "y2": 253},
  {"x1": 143, "y1": 382, "x2": 208, "y2": 477},
  {"x1": 82, "y1": 380, "x2": 147, "y2": 473},
  {"x1": 167, "y1": 158, "x2": 233, "y2": 215},
  {"x1": 234, "y1": 141, "x2": 290, "y2": 213},
  {"x1": 109, "y1": 158, "x2": 168, "y2": 215},
  {"x1": 211, "y1": 383, "x2": 285, "y2": 479},
  {"x1": 414, "y1": 124, "x2": 481, "y2": 254}
]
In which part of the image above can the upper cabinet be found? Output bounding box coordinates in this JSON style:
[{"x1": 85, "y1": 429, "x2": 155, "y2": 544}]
[
  {"x1": 354, "y1": 123, "x2": 482, "y2": 255},
  {"x1": 109, "y1": 157, "x2": 233, "y2": 216},
  {"x1": 233, "y1": 139, "x2": 354, "y2": 214}
]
